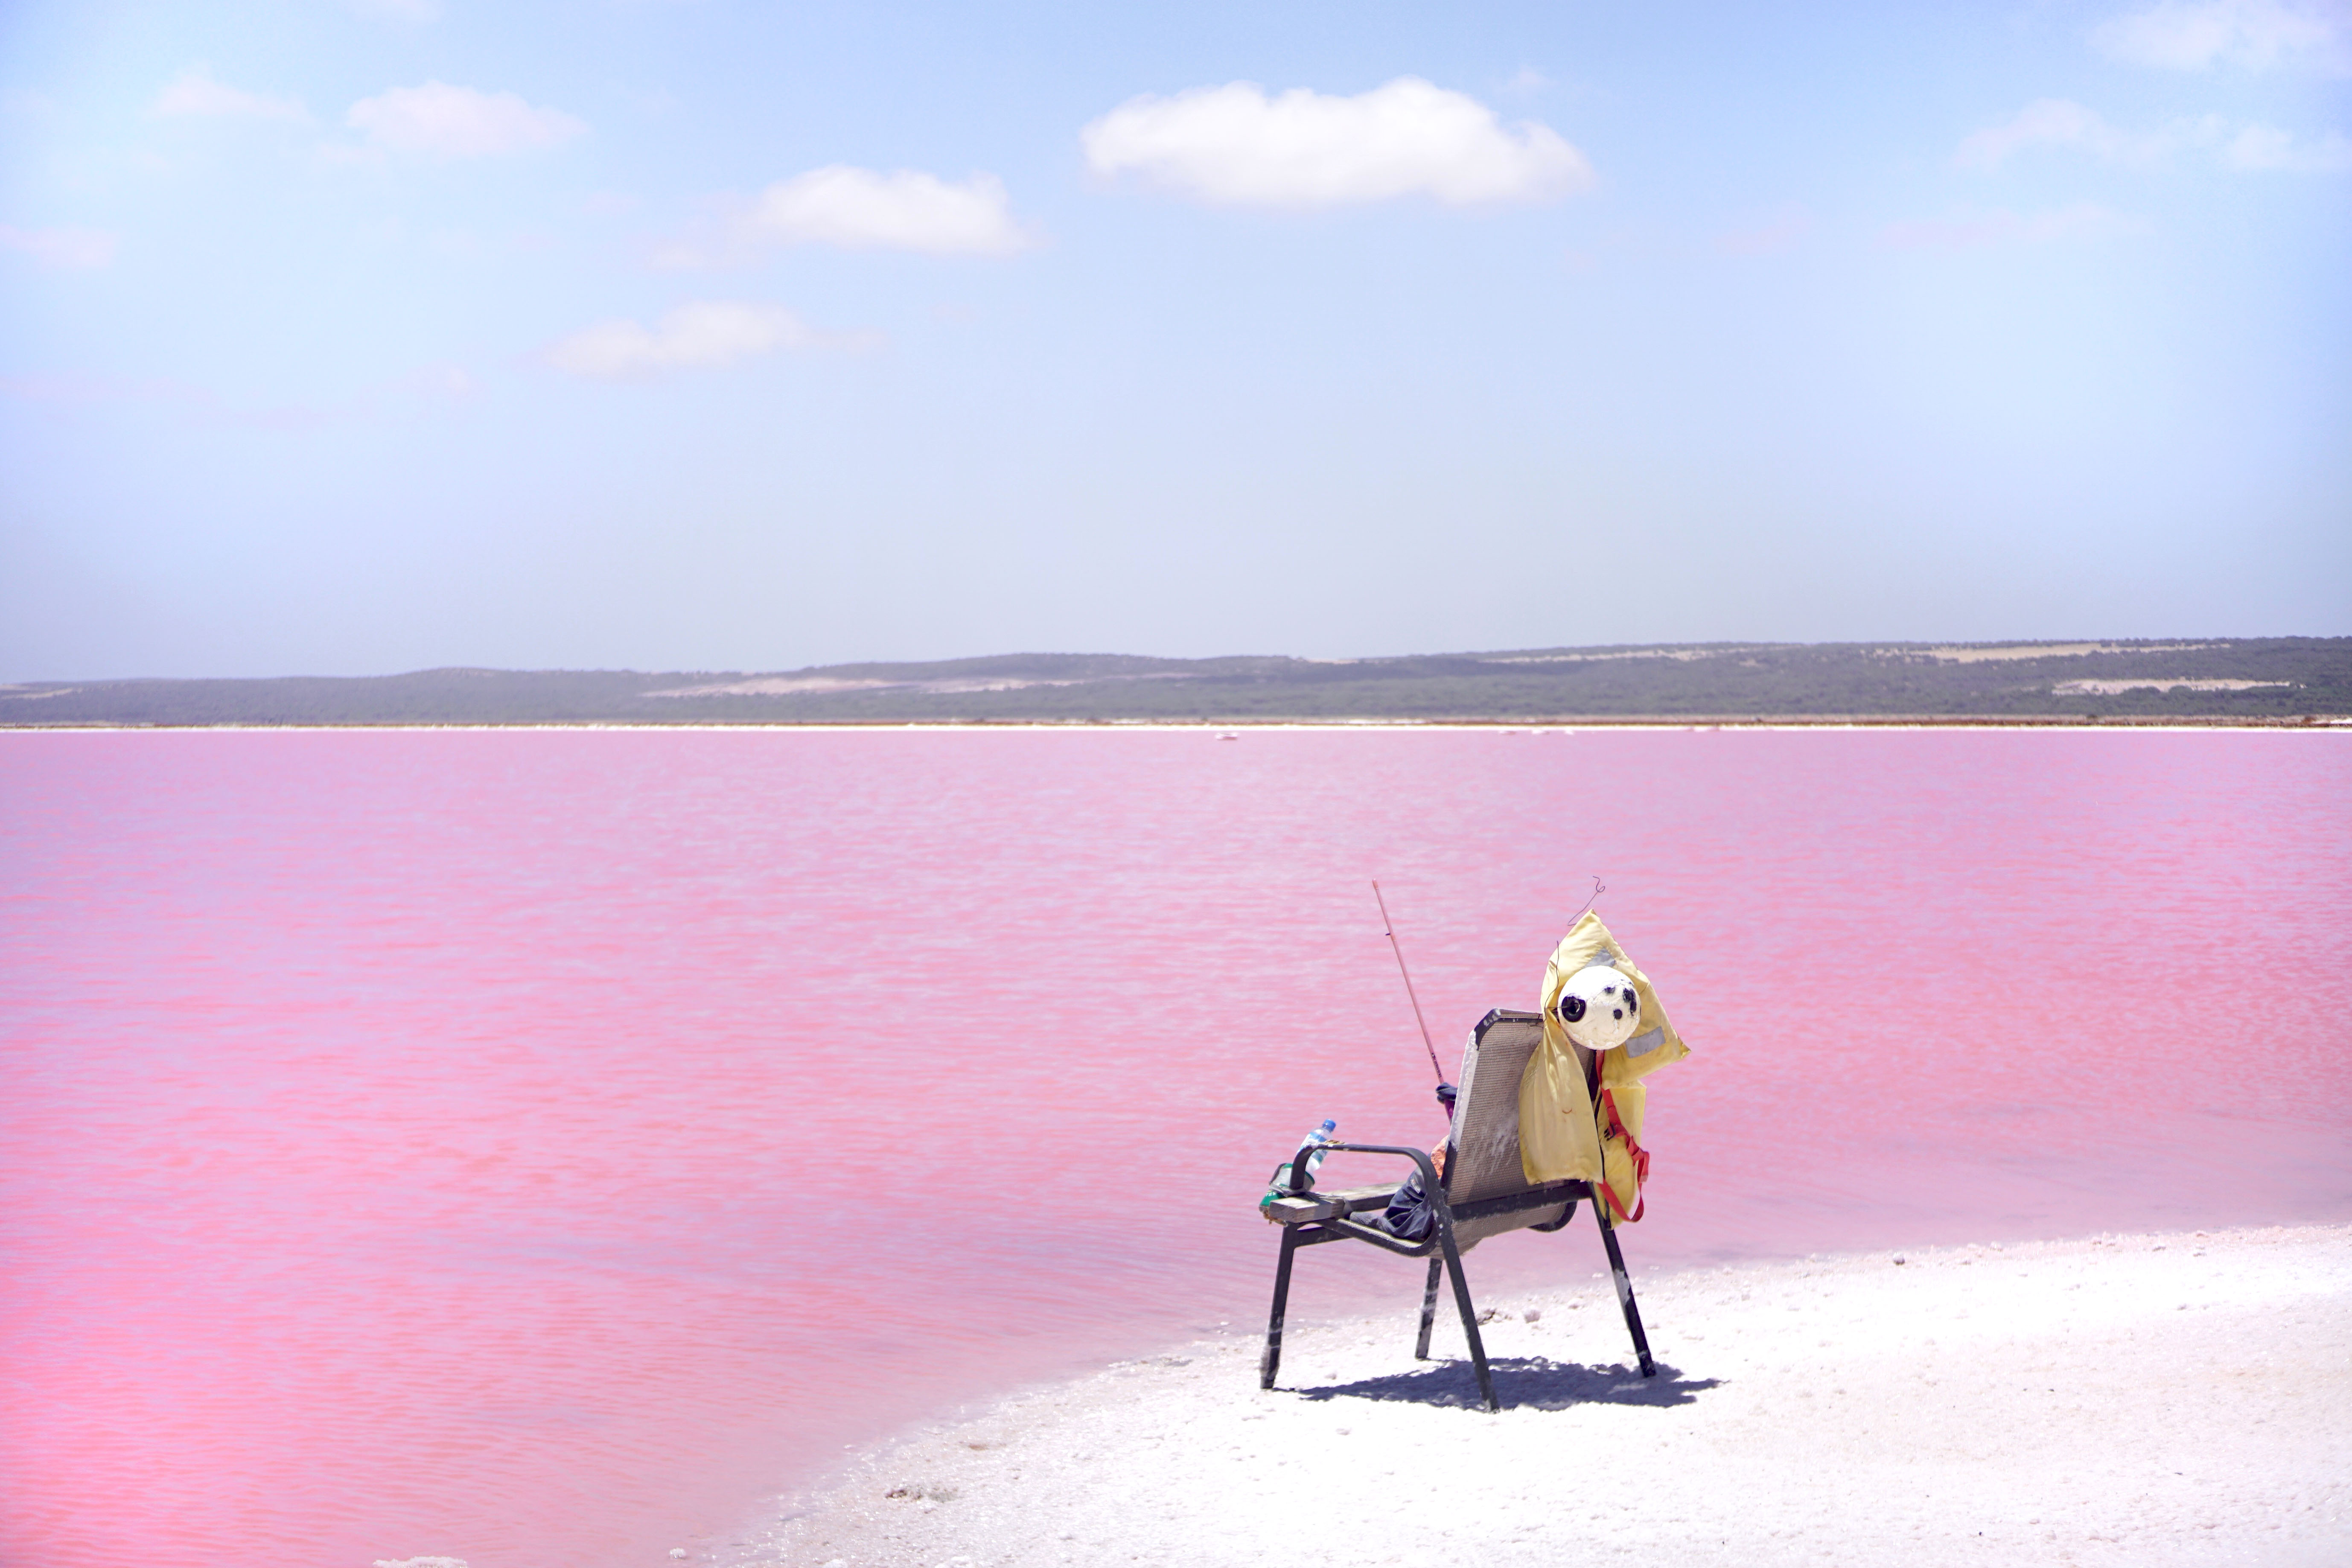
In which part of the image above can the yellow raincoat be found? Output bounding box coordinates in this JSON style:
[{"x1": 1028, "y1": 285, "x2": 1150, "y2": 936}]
[{"x1": 1517, "y1": 912, "x2": 1690, "y2": 1219}]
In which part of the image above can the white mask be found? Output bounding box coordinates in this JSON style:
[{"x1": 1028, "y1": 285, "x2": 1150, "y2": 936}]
[{"x1": 1555, "y1": 963, "x2": 1642, "y2": 1050}]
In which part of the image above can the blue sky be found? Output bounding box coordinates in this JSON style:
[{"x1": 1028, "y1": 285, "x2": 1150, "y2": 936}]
[{"x1": 2, "y1": 0, "x2": 2346, "y2": 679}]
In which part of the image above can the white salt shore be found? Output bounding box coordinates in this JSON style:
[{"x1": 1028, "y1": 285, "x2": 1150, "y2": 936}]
[{"x1": 733, "y1": 1225, "x2": 2349, "y2": 1568}]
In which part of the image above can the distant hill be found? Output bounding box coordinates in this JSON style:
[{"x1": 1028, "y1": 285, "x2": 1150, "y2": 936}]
[{"x1": 5, "y1": 639, "x2": 2348, "y2": 726}]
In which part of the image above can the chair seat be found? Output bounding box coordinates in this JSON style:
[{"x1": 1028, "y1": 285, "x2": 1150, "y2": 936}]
[{"x1": 1263, "y1": 1178, "x2": 1588, "y2": 1232}]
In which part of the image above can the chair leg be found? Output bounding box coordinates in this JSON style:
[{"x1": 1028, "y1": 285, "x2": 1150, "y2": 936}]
[
  {"x1": 1434, "y1": 1218, "x2": 1497, "y2": 1411},
  {"x1": 1259, "y1": 1227, "x2": 1300, "y2": 1390},
  {"x1": 1593, "y1": 1201, "x2": 1656, "y2": 1377},
  {"x1": 1414, "y1": 1257, "x2": 1441, "y2": 1359}
]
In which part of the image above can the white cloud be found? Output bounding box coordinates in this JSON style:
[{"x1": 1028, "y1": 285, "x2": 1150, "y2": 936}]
[
  {"x1": 0, "y1": 224, "x2": 117, "y2": 268},
  {"x1": 2225, "y1": 122, "x2": 2352, "y2": 166},
  {"x1": 1079, "y1": 76, "x2": 1594, "y2": 208},
  {"x1": 153, "y1": 67, "x2": 310, "y2": 123},
  {"x1": 2091, "y1": 0, "x2": 2345, "y2": 70},
  {"x1": 1956, "y1": 99, "x2": 2151, "y2": 168},
  {"x1": 734, "y1": 165, "x2": 1031, "y2": 255},
  {"x1": 345, "y1": 82, "x2": 585, "y2": 158},
  {"x1": 1956, "y1": 98, "x2": 2348, "y2": 172},
  {"x1": 396, "y1": 362, "x2": 480, "y2": 401},
  {"x1": 1881, "y1": 204, "x2": 2146, "y2": 250},
  {"x1": 545, "y1": 301, "x2": 865, "y2": 379}
]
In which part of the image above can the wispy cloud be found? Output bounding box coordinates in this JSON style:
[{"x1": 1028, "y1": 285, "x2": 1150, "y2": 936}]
[
  {"x1": 0, "y1": 224, "x2": 117, "y2": 268},
  {"x1": 2091, "y1": 0, "x2": 2346, "y2": 71},
  {"x1": 1881, "y1": 203, "x2": 2147, "y2": 250},
  {"x1": 1956, "y1": 98, "x2": 2349, "y2": 172},
  {"x1": 345, "y1": 82, "x2": 586, "y2": 158},
  {"x1": 2225, "y1": 122, "x2": 2352, "y2": 166},
  {"x1": 1080, "y1": 77, "x2": 1594, "y2": 208},
  {"x1": 1956, "y1": 99, "x2": 2162, "y2": 168},
  {"x1": 1714, "y1": 204, "x2": 1810, "y2": 255},
  {"x1": 719, "y1": 166, "x2": 1032, "y2": 257},
  {"x1": 153, "y1": 67, "x2": 311, "y2": 123},
  {"x1": 396, "y1": 362, "x2": 481, "y2": 401},
  {"x1": 544, "y1": 301, "x2": 875, "y2": 380}
]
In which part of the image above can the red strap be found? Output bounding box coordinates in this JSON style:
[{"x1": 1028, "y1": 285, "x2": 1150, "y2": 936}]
[{"x1": 1595, "y1": 1084, "x2": 1650, "y2": 1224}]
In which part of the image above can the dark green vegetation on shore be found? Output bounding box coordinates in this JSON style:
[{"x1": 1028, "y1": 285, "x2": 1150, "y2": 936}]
[{"x1": 6, "y1": 638, "x2": 2349, "y2": 726}]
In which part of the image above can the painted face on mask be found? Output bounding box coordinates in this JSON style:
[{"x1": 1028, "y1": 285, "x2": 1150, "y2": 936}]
[{"x1": 1554, "y1": 963, "x2": 1642, "y2": 1050}]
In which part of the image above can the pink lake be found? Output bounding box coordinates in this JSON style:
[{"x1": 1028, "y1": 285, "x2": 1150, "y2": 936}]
[{"x1": 3, "y1": 728, "x2": 2347, "y2": 1568}]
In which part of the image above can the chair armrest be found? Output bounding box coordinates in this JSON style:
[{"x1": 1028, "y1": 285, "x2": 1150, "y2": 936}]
[
  {"x1": 1259, "y1": 1183, "x2": 1399, "y2": 1225},
  {"x1": 1316, "y1": 1140, "x2": 1442, "y2": 1189},
  {"x1": 1260, "y1": 1142, "x2": 1439, "y2": 1227}
]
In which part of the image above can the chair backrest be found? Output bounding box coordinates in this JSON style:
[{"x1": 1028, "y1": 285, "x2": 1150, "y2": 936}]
[{"x1": 1443, "y1": 1008, "x2": 1591, "y2": 1249}]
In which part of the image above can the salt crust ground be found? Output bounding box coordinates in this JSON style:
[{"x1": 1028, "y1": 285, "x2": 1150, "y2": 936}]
[{"x1": 721, "y1": 1225, "x2": 2349, "y2": 1568}]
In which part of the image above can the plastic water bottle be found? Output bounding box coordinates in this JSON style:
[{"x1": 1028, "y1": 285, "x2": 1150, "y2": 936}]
[
  {"x1": 1260, "y1": 1119, "x2": 1338, "y2": 1215},
  {"x1": 1297, "y1": 1119, "x2": 1337, "y2": 1181}
]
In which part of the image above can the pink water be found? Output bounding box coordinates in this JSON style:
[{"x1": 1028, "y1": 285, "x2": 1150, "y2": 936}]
[{"x1": 3, "y1": 728, "x2": 2347, "y2": 1568}]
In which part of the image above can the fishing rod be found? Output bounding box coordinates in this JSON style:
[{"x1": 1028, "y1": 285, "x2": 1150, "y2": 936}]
[
  {"x1": 1374, "y1": 874, "x2": 1607, "y2": 1075},
  {"x1": 1371, "y1": 881, "x2": 1445, "y2": 1084}
]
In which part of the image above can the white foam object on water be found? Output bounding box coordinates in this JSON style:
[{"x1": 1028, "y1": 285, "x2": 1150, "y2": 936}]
[
  {"x1": 1556, "y1": 963, "x2": 1642, "y2": 1050},
  {"x1": 373, "y1": 1559, "x2": 467, "y2": 1568}
]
